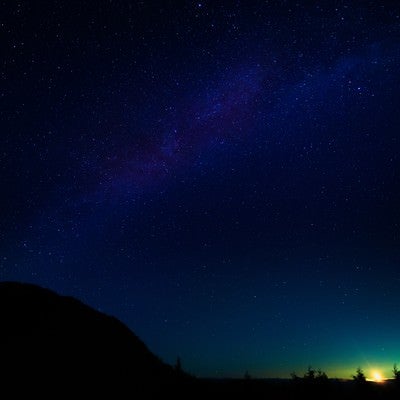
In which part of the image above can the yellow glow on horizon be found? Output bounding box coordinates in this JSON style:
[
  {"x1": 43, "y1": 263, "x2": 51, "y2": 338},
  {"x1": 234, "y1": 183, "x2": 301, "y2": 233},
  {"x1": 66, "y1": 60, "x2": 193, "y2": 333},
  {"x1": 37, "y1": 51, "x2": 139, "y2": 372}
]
[{"x1": 371, "y1": 370, "x2": 384, "y2": 383}]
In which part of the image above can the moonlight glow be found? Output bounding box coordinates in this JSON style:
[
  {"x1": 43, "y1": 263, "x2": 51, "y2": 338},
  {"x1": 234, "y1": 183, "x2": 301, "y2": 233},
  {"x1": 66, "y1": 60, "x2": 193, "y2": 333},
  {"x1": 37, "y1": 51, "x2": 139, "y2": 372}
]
[{"x1": 371, "y1": 371, "x2": 384, "y2": 383}]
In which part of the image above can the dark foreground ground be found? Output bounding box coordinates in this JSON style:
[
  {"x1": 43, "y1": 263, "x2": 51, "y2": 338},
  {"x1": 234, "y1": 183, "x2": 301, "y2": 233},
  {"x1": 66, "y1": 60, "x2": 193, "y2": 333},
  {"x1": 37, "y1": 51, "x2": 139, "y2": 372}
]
[
  {"x1": 157, "y1": 378, "x2": 400, "y2": 400},
  {"x1": 3, "y1": 375, "x2": 399, "y2": 399}
]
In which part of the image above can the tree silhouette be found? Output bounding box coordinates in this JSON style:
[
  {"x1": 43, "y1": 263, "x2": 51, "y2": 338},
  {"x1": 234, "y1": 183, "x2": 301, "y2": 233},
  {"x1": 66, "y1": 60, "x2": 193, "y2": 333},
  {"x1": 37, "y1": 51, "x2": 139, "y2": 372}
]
[
  {"x1": 304, "y1": 366, "x2": 316, "y2": 380},
  {"x1": 316, "y1": 369, "x2": 328, "y2": 382},
  {"x1": 291, "y1": 367, "x2": 328, "y2": 383},
  {"x1": 244, "y1": 370, "x2": 251, "y2": 380},
  {"x1": 393, "y1": 364, "x2": 400, "y2": 382},
  {"x1": 290, "y1": 371, "x2": 300, "y2": 380},
  {"x1": 352, "y1": 367, "x2": 366, "y2": 383},
  {"x1": 174, "y1": 356, "x2": 183, "y2": 374}
]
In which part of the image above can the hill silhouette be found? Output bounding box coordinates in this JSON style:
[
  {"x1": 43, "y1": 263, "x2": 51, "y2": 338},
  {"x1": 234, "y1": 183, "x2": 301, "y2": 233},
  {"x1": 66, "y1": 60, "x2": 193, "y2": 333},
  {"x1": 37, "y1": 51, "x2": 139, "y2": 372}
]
[
  {"x1": 3, "y1": 282, "x2": 400, "y2": 399},
  {"x1": 0, "y1": 281, "x2": 185, "y2": 396}
]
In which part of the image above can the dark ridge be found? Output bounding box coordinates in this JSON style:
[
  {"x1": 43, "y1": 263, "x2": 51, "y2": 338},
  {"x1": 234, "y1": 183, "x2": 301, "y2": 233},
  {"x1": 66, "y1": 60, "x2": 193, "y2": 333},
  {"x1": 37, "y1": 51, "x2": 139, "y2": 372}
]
[
  {"x1": 2, "y1": 282, "x2": 400, "y2": 399},
  {"x1": 0, "y1": 281, "x2": 188, "y2": 395}
]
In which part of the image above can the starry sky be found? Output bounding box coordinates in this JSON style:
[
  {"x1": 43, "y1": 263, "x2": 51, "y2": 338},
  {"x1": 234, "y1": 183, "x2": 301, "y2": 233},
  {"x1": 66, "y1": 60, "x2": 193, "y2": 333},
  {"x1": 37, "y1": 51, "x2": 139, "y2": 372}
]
[{"x1": 1, "y1": 1, "x2": 400, "y2": 379}]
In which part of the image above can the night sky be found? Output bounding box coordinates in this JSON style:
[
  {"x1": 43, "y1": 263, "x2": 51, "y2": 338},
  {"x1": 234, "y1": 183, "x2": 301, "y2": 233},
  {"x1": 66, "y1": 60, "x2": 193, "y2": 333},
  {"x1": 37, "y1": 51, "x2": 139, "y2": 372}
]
[{"x1": 1, "y1": 1, "x2": 400, "y2": 379}]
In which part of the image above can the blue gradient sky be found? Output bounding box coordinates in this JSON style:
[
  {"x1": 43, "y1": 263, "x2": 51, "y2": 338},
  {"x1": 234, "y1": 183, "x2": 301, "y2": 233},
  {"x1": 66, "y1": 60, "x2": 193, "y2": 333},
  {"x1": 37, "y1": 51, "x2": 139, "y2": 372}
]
[{"x1": 1, "y1": 1, "x2": 400, "y2": 379}]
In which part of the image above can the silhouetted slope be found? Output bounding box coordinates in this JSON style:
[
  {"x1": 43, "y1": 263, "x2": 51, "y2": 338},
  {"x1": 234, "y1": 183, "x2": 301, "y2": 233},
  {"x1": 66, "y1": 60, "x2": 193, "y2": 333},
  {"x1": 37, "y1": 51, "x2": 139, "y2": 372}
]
[{"x1": 0, "y1": 282, "x2": 182, "y2": 394}]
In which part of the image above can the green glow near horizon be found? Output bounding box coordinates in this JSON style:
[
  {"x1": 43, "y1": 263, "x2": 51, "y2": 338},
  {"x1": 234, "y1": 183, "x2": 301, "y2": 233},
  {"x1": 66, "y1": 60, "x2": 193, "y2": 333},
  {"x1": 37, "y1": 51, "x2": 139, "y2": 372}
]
[{"x1": 246, "y1": 362, "x2": 398, "y2": 380}]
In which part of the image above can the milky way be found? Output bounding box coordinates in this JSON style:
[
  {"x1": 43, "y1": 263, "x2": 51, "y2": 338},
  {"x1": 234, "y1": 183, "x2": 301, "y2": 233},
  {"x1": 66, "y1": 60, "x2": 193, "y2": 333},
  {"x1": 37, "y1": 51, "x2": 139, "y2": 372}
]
[{"x1": 1, "y1": 1, "x2": 400, "y2": 379}]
